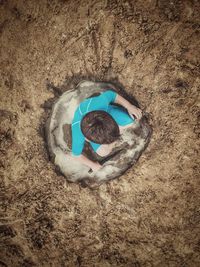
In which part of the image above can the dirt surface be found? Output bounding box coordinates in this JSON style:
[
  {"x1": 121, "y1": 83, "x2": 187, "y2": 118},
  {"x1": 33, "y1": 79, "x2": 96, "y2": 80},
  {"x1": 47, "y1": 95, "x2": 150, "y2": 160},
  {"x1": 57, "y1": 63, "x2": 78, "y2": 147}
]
[{"x1": 0, "y1": 0, "x2": 200, "y2": 266}]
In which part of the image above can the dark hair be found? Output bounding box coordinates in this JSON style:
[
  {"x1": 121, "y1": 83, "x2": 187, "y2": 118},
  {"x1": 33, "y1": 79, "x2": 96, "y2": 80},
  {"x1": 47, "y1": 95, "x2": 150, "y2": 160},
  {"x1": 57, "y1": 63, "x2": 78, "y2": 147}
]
[{"x1": 81, "y1": 110, "x2": 120, "y2": 144}]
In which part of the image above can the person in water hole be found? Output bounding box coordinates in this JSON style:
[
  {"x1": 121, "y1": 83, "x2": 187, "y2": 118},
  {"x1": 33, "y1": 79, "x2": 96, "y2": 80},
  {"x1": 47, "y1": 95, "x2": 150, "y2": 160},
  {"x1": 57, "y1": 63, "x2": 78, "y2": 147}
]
[{"x1": 71, "y1": 89, "x2": 142, "y2": 172}]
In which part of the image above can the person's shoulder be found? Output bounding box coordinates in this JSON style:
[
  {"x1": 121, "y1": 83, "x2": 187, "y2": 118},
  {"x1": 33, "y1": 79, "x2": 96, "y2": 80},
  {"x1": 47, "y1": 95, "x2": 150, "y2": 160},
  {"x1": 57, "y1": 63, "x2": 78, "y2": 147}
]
[
  {"x1": 71, "y1": 121, "x2": 85, "y2": 141},
  {"x1": 72, "y1": 120, "x2": 81, "y2": 128},
  {"x1": 101, "y1": 89, "x2": 117, "y2": 101}
]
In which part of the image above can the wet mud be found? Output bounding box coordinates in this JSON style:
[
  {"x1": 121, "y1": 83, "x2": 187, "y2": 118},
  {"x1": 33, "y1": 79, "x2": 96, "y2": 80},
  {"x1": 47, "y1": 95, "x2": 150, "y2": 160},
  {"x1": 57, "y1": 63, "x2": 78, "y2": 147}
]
[{"x1": 46, "y1": 79, "x2": 152, "y2": 186}]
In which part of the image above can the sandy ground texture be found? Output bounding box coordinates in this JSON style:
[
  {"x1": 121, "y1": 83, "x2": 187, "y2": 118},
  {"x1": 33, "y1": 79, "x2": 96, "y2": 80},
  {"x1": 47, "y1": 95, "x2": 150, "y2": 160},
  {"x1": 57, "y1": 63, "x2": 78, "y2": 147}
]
[{"x1": 0, "y1": 0, "x2": 200, "y2": 266}]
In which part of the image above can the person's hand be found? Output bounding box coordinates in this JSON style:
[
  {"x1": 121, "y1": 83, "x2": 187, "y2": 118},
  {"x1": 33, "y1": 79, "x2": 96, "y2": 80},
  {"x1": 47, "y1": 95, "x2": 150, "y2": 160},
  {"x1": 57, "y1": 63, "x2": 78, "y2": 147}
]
[
  {"x1": 91, "y1": 162, "x2": 102, "y2": 172},
  {"x1": 127, "y1": 105, "x2": 142, "y2": 120}
]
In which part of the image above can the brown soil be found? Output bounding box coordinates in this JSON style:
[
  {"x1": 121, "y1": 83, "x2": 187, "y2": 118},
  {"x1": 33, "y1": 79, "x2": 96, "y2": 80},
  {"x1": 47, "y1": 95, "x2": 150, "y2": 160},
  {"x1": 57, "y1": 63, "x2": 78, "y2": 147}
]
[{"x1": 0, "y1": 0, "x2": 200, "y2": 266}]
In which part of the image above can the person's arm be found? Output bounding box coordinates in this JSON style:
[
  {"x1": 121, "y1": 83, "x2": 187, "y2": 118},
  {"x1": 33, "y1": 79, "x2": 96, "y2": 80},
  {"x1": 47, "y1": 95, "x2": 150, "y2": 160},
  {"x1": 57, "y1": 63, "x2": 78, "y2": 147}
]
[
  {"x1": 114, "y1": 94, "x2": 142, "y2": 120},
  {"x1": 71, "y1": 123, "x2": 102, "y2": 172},
  {"x1": 72, "y1": 154, "x2": 101, "y2": 172},
  {"x1": 103, "y1": 89, "x2": 142, "y2": 120}
]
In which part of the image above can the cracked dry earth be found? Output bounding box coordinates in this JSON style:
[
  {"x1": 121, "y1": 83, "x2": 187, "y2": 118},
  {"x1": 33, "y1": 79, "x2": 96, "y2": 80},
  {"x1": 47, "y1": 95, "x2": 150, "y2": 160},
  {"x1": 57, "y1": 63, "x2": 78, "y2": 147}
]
[{"x1": 0, "y1": 0, "x2": 200, "y2": 267}]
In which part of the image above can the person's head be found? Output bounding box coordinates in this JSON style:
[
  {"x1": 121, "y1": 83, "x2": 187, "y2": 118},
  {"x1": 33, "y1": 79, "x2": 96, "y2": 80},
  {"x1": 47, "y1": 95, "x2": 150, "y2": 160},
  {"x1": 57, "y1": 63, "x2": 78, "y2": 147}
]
[{"x1": 81, "y1": 111, "x2": 120, "y2": 144}]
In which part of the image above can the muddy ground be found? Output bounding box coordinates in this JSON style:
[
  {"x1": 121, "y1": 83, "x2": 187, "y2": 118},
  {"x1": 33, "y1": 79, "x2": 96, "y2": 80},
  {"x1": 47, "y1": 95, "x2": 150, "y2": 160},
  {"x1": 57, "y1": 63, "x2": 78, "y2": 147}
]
[{"x1": 0, "y1": 0, "x2": 200, "y2": 266}]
